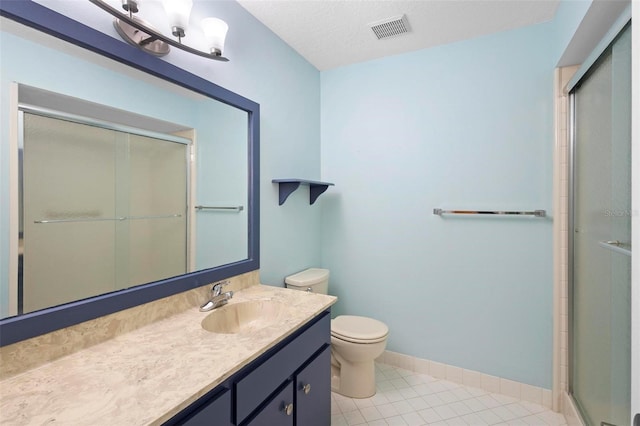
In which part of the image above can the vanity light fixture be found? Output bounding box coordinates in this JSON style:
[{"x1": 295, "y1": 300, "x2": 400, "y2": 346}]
[{"x1": 89, "y1": 0, "x2": 229, "y2": 61}]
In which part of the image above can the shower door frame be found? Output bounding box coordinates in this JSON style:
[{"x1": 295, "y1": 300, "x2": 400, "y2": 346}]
[
  {"x1": 633, "y1": 7, "x2": 640, "y2": 426},
  {"x1": 567, "y1": 79, "x2": 581, "y2": 424}
]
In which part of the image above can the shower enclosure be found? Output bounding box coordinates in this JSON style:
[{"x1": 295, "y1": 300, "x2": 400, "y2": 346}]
[{"x1": 569, "y1": 23, "x2": 631, "y2": 426}]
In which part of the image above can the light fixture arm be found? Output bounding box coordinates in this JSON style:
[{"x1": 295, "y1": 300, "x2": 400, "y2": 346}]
[{"x1": 89, "y1": 0, "x2": 229, "y2": 61}]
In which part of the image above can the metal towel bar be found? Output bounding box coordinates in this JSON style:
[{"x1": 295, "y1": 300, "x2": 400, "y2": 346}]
[
  {"x1": 433, "y1": 208, "x2": 546, "y2": 217},
  {"x1": 127, "y1": 214, "x2": 182, "y2": 220},
  {"x1": 195, "y1": 205, "x2": 244, "y2": 212},
  {"x1": 34, "y1": 214, "x2": 182, "y2": 224},
  {"x1": 35, "y1": 217, "x2": 125, "y2": 224}
]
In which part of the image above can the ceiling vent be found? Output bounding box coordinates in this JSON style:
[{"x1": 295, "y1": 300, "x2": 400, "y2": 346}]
[{"x1": 369, "y1": 14, "x2": 410, "y2": 40}]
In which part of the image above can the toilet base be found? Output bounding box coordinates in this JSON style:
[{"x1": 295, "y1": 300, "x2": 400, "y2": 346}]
[{"x1": 331, "y1": 352, "x2": 377, "y2": 398}]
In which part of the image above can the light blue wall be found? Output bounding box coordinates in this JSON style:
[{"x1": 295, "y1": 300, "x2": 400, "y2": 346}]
[
  {"x1": 195, "y1": 101, "x2": 249, "y2": 269},
  {"x1": 320, "y1": 2, "x2": 590, "y2": 389}
]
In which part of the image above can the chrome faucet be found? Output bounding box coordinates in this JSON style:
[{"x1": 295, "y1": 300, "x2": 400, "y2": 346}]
[{"x1": 199, "y1": 280, "x2": 234, "y2": 312}]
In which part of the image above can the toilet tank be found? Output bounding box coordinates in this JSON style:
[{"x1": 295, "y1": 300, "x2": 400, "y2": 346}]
[{"x1": 285, "y1": 268, "x2": 329, "y2": 294}]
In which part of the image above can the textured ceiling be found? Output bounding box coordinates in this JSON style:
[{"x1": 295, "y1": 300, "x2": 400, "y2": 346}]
[{"x1": 236, "y1": 0, "x2": 561, "y2": 71}]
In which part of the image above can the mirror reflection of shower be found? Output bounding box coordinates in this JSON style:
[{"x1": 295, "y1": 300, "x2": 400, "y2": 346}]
[
  {"x1": 20, "y1": 111, "x2": 188, "y2": 315},
  {"x1": 8, "y1": 81, "x2": 249, "y2": 318}
]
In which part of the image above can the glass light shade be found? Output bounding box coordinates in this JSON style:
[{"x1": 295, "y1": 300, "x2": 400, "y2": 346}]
[
  {"x1": 162, "y1": 0, "x2": 193, "y2": 32},
  {"x1": 201, "y1": 17, "x2": 228, "y2": 56}
]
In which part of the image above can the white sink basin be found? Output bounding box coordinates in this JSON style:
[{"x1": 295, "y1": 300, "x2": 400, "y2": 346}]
[{"x1": 201, "y1": 300, "x2": 286, "y2": 334}]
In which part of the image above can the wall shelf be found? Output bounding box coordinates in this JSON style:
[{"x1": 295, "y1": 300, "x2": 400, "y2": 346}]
[{"x1": 272, "y1": 179, "x2": 334, "y2": 205}]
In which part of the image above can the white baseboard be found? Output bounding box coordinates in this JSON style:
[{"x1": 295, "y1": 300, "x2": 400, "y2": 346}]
[{"x1": 378, "y1": 350, "x2": 554, "y2": 410}]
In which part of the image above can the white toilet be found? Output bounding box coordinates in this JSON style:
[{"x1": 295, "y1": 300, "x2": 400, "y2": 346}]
[{"x1": 285, "y1": 268, "x2": 389, "y2": 398}]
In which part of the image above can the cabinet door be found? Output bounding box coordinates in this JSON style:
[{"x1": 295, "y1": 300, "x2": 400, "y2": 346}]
[
  {"x1": 296, "y1": 346, "x2": 331, "y2": 426},
  {"x1": 245, "y1": 381, "x2": 294, "y2": 426}
]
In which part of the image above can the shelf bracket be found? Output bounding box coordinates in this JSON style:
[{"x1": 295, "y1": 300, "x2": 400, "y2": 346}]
[
  {"x1": 275, "y1": 181, "x2": 301, "y2": 205},
  {"x1": 272, "y1": 179, "x2": 334, "y2": 205},
  {"x1": 309, "y1": 183, "x2": 330, "y2": 205}
]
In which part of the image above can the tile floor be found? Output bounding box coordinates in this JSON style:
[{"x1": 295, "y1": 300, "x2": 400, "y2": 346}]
[{"x1": 331, "y1": 363, "x2": 567, "y2": 426}]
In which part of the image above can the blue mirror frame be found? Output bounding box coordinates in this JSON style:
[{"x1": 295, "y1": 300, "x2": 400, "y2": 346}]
[{"x1": 0, "y1": 0, "x2": 260, "y2": 346}]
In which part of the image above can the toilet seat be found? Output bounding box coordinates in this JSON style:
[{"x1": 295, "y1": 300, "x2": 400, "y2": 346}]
[
  {"x1": 331, "y1": 332, "x2": 388, "y2": 344},
  {"x1": 331, "y1": 315, "x2": 388, "y2": 344}
]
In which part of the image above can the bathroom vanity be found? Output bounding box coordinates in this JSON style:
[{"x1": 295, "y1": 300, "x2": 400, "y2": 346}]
[
  {"x1": 168, "y1": 311, "x2": 330, "y2": 425},
  {"x1": 0, "y1": 284, "x2": 336, "y2": 425}
]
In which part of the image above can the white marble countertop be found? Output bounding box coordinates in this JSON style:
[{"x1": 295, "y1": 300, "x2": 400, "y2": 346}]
[{"x1": 0, "y1": 285, "x2": 336, "y2": 425}]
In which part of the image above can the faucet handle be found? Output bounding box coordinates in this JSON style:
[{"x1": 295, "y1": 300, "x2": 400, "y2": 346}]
[{"x1": 212, "y1": 280, "x2": 230, "y2": 296}]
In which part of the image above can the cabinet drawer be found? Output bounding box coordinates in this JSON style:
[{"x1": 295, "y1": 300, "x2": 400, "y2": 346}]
[
  {"x1": 168, "y1": 387, "x2": 231, "y2": 426},
  {"x1": 244, "y1": 381, "x2": 294, "y2": 426},
  {"x1": 235, "y1": 312, "x2": 330, "y2": 424}
]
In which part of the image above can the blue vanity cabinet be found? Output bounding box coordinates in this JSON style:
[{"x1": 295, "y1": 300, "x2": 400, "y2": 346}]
[
  {"x1": 241, "y1": 345, "x2": 331, "y2": 426},
  {"x1": 242, "y1": 381, "x2": 295, "y2": 426},
  {"x1": 163, "y1": 310, "x2": 331, "y2": 426},
  {"x1": 235, "y1": 312, "x2": 330, "y2": 424}
]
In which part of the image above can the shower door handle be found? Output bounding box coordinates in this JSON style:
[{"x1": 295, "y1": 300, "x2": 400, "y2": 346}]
[{"x1": 598, "y1": 240, "x2": 631, "y2": 256}]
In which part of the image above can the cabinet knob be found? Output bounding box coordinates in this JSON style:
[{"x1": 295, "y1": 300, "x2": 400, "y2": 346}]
[
  {"x1": 302, "y1": 383, "x2": 311, "y2": 394},
  {"x1": 284, "y1": 402, "x2": 294, "y2": 416}
]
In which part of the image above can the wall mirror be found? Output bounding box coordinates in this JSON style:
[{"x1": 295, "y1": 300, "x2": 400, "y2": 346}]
[{"x1": 0, "y1": 1, "x2": 260, "y2": 346}]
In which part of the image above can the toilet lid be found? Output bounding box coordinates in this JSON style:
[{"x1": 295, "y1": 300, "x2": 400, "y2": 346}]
[{"x1": 331, "y1": 315, "x2": 388, "y2": 342}]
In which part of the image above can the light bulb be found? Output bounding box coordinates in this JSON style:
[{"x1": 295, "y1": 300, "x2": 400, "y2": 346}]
[{"x1": 201, "y1": 17, "x2": 228, "y2": 56}]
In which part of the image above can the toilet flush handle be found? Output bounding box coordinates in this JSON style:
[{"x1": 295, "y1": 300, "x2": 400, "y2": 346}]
[{"x1": 306, "y1": 287, "x2": 313, "y2": 292}]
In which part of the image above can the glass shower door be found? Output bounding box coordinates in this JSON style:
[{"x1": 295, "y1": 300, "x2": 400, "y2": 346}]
[
  {"x1": 127, "y1": 133, "x2": 187, "y2": 288},
  {"x1": 21, "y1": 113, "x2": 188, "y2": 314},
  {"x1": 22, "y1": 113, "x2": 118, "y2": 313},
  {"x1": 571, "y1": 24, "x2": 631, "y2": 426}
]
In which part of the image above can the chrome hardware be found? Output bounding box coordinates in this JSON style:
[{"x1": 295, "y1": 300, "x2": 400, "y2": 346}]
[
  {"x1": 433, "y1": 208, "x2": 546, "y2": 217},
  {"x1": 34, "y1": 217, "x2": 126, "y2": 224},
  {"x1": 306, "y1": 287, "x2": 313, "y2": 292},
  {"x1": 598, "y1": 240, "x2": 631, "y2": 256},
  {"x1": 284, "y1": 403, "x2": 293, "y2": 416},
  {"x1": 34, "y1": 214, "x2": 181, "y2": 224},
  {"x1": 195, "y1": 205, "x2": 244, "y2": 212},
  {"x1": 127, "y1": 214, "x2": 182, "y2": 220},
  {"x1": 302, "y1": 383, "x2": 311, "y2": 394},
  {"x1": 212, "y1": 280, "x2": 230, "y2": 296},
  {"x1": 199, "y1": 280, "x2": 233, "y2": 312}
]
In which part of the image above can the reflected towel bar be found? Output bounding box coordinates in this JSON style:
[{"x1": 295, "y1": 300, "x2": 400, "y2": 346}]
[
  {"x1": 34, "y1": 217, "x2": 125, "y2": 224},
  {"x1": 127, "y1": 214, "x2": 182, "y2": 220},
  {"x1": 433, "y1": 208, "x2": 546, "y2": 218},
  {"x1": 195, "y1": 205, "x2": 244, "y2": 212},
  {"x1": 34, "y1": 214, "x2": 182, "y2": 224}
]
